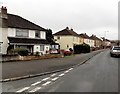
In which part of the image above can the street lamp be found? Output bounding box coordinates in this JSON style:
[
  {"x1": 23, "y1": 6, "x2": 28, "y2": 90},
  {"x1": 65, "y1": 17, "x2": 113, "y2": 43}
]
[{"x1": 104, "y1": 31, "x2": 109, "y2": 39}]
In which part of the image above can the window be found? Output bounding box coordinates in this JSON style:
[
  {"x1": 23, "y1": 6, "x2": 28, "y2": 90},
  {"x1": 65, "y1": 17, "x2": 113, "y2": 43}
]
[
  {"x1": 40, "y1": 45, "x2": 44, "y2": 51},
  {"x1": 35, "y1": 31, "x2": 41, "y2": 38},
  {"x1": 0, "y1": 44, "x2": 1, "y2": 53},
  {"x1": 16, "y1": 29, "x2": 28, "y2": 37},
  {"x1": 41, "y1": 31, "x2": 45, "y2": 39}
]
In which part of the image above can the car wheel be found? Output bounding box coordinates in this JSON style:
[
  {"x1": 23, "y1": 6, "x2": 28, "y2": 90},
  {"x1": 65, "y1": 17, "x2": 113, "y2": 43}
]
[{"x1": 110, "y1": 54, "x2": 113, "y2": 57}]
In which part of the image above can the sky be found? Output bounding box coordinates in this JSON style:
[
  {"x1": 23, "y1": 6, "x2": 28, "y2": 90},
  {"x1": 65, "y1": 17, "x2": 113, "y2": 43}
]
[{"x1": 0, "y1": 0, "x2": 119, "y2": 40}]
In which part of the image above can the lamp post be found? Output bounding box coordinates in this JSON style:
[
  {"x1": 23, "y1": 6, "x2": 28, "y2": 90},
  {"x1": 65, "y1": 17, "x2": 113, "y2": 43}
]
[
  {"x1": 104, "y1": 31, "x2": 109, "y2": 48},
  {"x1": 104, "y1": 31, "x2": 109, "y2": 39}
]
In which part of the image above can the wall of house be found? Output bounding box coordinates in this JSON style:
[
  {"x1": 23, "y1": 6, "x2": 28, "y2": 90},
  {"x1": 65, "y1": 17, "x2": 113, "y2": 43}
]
[
  {"x1": 79, "y1": 37, "x2": 84, "y2": 44},
  {"x1": 29, "y1": 30, "x2": 35, "y2": 38},
  {"x1": 54, "y1": 36, "x2": 74, "y2": 50},
  {"x1": 8, "y1": 28, "x2": 46, "y2": 39},
  {"x1": 83, "y1": 39, "x2": 94, "y2": 47},
  {"x1": 8, "y1": 28, "x2": 16, "y2": 37},
  {"x1": 1, "y1": 28, "x2": 8, "y2": 54},
  {"x1": 40, "y1": 31, "x2": 46, "y2": 39},
  {"x1": 73, "y1": 36, "x2": 79, "y2": 45},
  {"x1": 33, "y1": 44, "x2": 50, "y2": 55},
  {"x1": 0, "y1": 28, "x2": 2, "y2": 54}
]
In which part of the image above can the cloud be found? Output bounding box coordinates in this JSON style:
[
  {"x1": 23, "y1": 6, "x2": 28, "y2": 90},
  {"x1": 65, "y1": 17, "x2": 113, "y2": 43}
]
[{"x1": 1, "y1": 0, "x2": 118, "y2": 40}]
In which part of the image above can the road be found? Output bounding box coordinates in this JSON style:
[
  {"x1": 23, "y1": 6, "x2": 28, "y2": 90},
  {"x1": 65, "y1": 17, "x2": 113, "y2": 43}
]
[
  {"x1": 2, "y1": 50, "x2": 102, "y2": 80},
  {"x1": 2, "y1": 50, "x2": 118, "y2": 92}
]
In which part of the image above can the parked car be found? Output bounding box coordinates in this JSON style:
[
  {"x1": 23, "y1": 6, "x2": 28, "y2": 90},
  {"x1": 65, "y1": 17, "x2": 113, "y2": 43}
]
[
  {"x1": 63, "y1": 49, "x2": 72, "y2": 56},
  {"x1": 60, "y1": 49, "x2": 73, "y2": 55},
  {"x1": 110, "y1": 46, "x2": 120, "y2": 57}
]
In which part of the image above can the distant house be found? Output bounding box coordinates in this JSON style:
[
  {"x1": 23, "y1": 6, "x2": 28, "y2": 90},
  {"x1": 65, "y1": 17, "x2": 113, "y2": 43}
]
[
  {"x1": 90, "y1": 35, "x2": 102, "y2": 48},
  {"x1": 79, "y1": 33, "x2": 94, "y2": 47},
  {"x1": 0, "y1": 6, "x2": 50, "y2": 55},
  {"x1": 54, "y1": 27, "x2": 79, "y2": 50},
  {"x1": 102, "y1": 38, "x2": 111, "y2": 47}
]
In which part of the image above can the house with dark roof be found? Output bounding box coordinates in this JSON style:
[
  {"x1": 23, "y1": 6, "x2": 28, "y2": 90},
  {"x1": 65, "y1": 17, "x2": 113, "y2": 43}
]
[
  {"x1": 90, "y1": 35, "x2": 102, "y2": 47},
  {"x1": 53, "y1": 27, "x2": 79, "y2": 50},
  {"x1": 101, "y1": 38, "x2": 111, "y2": 47},
  {"x1": 0, "y1": 6, "x2": 50, "y2": 54},
  {"x1": 79, "y1": 33, "x2": 94, "y2": 47}
]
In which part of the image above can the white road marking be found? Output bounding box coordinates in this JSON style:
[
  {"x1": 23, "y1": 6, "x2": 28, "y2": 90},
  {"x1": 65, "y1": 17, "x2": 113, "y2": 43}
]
[
  {"x1": 16, "y1": 87, "x2": 30, "y2": 92},
  {"x1": 31, "y1": 81, "x2": 42, "y2": 86},
  {"x1": 69, "y1": 68, "x2": 73, "y2": 71},
  {"x1": 50, "y1": 73, "x2": 57, "y2": 77},
  {"x1": 51, "y1": 77, "x2": 59, "y2": 81},
  {"x1": 42, "y1": 77, "x2": 50, "y2": 81},
  {"x1": 64, "y1": 70, "x2": 70, "y2": 73},
  {"x1": 42, "y1": 81, "x2": 51, "y2": 86},
  {"x1": 59, "y1": 73, "x2": 65, "y2": 77},
  {"x1": 29, "y1": 87, "x2": 42, "y2": 92}
]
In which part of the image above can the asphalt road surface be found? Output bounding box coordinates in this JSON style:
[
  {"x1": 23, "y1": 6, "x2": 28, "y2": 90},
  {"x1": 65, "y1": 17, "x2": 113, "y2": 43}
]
[
  {"x1": 2, "y1": 50, "x2": 102, "y2": 79},
  {"x1": 2, "y1": 50, "x2": 118, "y2": 92}
]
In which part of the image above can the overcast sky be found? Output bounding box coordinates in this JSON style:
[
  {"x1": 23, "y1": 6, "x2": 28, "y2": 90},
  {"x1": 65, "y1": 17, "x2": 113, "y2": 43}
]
[{"x1": 1, "y1": 0, "x2": 119, "y2": 40}]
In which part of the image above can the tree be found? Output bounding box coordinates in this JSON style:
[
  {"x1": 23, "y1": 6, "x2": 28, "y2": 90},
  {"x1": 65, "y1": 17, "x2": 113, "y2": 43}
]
[{"x1": 46, "y1": 29, "x2": 54, "y2": 43}]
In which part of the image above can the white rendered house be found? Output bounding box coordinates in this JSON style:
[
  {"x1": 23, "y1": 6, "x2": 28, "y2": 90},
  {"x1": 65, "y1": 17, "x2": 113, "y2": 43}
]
[{"x1": 0, "y1": 6, "x2": 50, "y2": 55}]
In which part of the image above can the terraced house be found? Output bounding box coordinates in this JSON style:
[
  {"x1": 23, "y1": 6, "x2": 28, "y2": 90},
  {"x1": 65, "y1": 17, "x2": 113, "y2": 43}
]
[
  {"x1": 0, "y1": 6, "x2": 50, "y2": 54},
  {"x1": 54, "y1": 27, "x2": 79, "y2": 50}
]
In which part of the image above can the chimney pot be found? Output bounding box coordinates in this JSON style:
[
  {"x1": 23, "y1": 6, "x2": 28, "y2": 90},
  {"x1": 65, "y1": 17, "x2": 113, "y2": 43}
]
[
  {"x1": 1, "y1": 6, "x2": 7, "y2": 15},
  {"x1": 66, "y1": 27, "x2": 69, "y2": 30}
]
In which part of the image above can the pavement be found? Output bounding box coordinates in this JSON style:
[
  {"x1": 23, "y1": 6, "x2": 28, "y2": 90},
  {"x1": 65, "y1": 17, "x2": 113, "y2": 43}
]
[
  {"x1": 2, "y1": 50, "x2": 103, "y2": 81},
  {"x1": 2, "y1": 49, "x2": 119, "y2": 92}
]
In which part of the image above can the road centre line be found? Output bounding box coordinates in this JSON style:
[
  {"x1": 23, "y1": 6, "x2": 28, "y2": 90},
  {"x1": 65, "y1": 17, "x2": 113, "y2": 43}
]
[
  {"x1": 68, "y1": 68, "x2": 73, "y2": 71},
  {"x1": 42, "y1": 77, "x2": 50, "y2": 81},
  {"x1": 59, "y1": 73, "x2": 65, "y2": 77},
  {"x1": 16, "y1": 87, "x2": 30, "y2": 92},
  {"x1": 31, "y1": 81, "x2": 42, "y2": 86},
  {"x1": 29, "y1": 87, "x2": 42, "y2": 92},
  {"x1": 50, "y1": 73, "x2": 57, "y2": 77},
  {"x1": 64, "y1": 70, "x2": 70, "y2": 73},
  {"x1": 42, "y1": 81, "x2": 51, "y2": 86},
  {"x1": 51, "y1": 77, "x2": 59, "y2": 81}
]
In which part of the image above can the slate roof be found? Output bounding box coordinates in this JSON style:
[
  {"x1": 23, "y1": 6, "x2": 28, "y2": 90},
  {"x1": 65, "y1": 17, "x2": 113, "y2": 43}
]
[
  {"x1": 2, "y1": 13, "x2": 47, "y2": 31},
  {"x1": 8, "y1": 37, "x2": 49, "y2": 44},
  {"x1": 79, "y1": 33, "x2": 90, "y2": 39},
  {"x1": 90, "y1": 35, "x2": 102, "y2": 41},
  {"x1": 53, "y1": 27, "x2": 79, "y2": 36}
]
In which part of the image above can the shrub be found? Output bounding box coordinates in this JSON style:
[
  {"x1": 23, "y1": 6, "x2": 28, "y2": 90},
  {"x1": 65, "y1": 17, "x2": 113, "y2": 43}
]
[
  {"x1": 9, "y1": 48, "x2": 29, "y2": 56},
  {"x1": 35, "y1": 51, "x2": 40, "y2": 56},
  {"x1": 74, "y1": 44, "x2": 90, "y2": 54}
]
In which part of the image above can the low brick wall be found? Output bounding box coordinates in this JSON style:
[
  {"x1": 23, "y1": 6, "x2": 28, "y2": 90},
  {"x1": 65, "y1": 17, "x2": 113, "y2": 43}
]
[
  {"x1": 20, "y1": 54, "x2": 63, "y2": 61},
  {"x1": 1, "y1": 54, "x2": 63, "y2": 62},
  {"x1": 1, "y1": 54, "x2": 20, "y2": 62}
]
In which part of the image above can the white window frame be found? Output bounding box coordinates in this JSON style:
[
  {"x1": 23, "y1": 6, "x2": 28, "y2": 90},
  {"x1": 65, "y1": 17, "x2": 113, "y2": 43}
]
[
  {"x1": 40, "y1": 45, "x2": 44, "y2": 51},
  {"x1": 16, "y1": 29, "x2": 29, "y2": 37}
]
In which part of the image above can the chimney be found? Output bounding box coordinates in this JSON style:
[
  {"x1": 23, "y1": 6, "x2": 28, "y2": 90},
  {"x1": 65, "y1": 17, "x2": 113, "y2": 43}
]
[
  {"x1": 66, "y1": 27, "x2": 69, "y2": 30},
  {"x1": 0, "y1": 6, "x2": 8, "y2": 27},
  {"x1": 71, "y1": 28, "x2": 73, "y2": 31},
  {"x1": 1, "y1": 6, "x2": 7, "y2": 14},
  {"x1": 1, "y1": 6, "x2": 8, "y2": 19}
]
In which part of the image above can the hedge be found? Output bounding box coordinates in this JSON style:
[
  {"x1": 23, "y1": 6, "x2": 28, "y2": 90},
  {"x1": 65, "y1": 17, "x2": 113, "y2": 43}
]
[
  {"x1": 74, "y1": 44, "x2": 90, "y2": 54},
  {"x1": 9, "y1": 48, "x2": 29, "y2": 56}
]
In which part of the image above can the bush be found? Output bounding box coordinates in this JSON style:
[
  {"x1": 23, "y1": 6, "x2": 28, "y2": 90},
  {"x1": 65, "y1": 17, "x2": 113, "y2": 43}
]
[
  {"x1": 74, "y1": 44, "x2": 90, "y2": 54},
  {"x1": 35, "y1": 51, "x2": 40, "y2": 56},
  {"x1": 9, "y1": 48, "x2": 29, "y2": 56}
]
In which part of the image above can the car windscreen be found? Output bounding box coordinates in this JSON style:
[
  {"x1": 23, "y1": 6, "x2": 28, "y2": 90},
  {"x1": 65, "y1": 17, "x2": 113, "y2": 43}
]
[{"x1": 113, "y1": 47, "x2": 120, "y2": 50}]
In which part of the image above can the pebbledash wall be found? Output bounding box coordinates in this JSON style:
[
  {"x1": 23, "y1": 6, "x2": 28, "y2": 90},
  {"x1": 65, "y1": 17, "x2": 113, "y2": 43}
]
[
  {"x1": 0, "y1": 27, "x2": 50, "y2": 55},
  {"x1": 54, "y1": 35, "x2": 80, "y2": 50}
]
